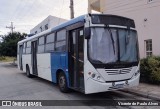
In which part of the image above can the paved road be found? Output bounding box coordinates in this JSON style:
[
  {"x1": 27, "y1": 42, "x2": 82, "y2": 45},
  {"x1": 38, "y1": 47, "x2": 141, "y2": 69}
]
[{"x1": 0, "y1": 62, "x2": 159, "y2": 109}]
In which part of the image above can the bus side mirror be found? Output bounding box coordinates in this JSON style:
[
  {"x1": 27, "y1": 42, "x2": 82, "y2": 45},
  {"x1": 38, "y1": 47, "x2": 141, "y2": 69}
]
[{"x1": 84, "y1": 27, "x2": 91, "y2": 39}]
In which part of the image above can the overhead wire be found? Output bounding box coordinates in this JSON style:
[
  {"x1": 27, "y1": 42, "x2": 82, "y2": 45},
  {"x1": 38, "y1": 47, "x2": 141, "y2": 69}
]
[{"x1": 1, "y1": 0, "x2": 87, "y2": 34}]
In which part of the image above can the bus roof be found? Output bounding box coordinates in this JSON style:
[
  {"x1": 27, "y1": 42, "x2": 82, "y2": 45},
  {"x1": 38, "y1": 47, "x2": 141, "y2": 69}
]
[
  {"x1": 18, "y1": 15, "x2": 86, "y2": 44},
  {"x1": 51, "y1": 15, "x2": 85, "y2": 32}
]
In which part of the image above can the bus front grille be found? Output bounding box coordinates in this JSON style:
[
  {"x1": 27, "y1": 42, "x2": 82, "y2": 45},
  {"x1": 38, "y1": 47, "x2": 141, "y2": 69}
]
[{"x1": 105, "y1": 68, "x2": 132, "y2": 75}]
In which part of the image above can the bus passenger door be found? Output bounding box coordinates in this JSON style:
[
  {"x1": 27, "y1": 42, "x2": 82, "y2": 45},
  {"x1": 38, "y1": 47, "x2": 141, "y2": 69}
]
[
  {"x1": 19, "y1": 45, "x2": 23, "y2": 70},
  {"x1": 31, "y1": 41, "x2": 38, "y2": 75},
  {"x1": 69, "y1": 28, "x2": 84, "y2": 90}
]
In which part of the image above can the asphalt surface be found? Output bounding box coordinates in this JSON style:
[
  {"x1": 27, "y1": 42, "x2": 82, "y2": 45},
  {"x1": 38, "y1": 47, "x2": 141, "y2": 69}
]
[{"x1": 0, "y1": 62, "x2": 159, "y2": 109}]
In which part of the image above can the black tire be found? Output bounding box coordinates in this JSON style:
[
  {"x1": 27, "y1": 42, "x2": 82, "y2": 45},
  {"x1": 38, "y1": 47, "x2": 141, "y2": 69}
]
[
  {"x1": 58, "y1": 72, "x2": 69, "y2": 93},
  {"x1": 26, "y1": 65, "x2": 32, "y2": 78}
]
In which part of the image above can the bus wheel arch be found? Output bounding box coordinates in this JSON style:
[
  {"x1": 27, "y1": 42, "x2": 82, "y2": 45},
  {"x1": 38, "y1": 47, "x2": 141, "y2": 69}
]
[{"x1": 56, "y1": 69, "x2": 69, "y2": 93}]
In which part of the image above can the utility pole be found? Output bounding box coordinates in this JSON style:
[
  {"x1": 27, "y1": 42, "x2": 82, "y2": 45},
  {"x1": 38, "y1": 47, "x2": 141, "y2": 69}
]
[
  {"x1": 6, "y1": 22, "x2": 15, "y2": 34},
  {"x1": 70, "y1": 0, "x2": 74, "y2": 19}
]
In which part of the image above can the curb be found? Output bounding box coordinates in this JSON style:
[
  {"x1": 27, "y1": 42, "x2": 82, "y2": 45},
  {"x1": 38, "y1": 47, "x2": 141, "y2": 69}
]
[{"x1": 120, "y1": 89, "x2": 160, "y2": 101}]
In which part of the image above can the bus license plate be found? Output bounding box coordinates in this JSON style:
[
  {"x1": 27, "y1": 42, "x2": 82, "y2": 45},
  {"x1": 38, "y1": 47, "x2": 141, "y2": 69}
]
[{"x1": 114, "y1": 83, "x2": 124, "y2": 88}]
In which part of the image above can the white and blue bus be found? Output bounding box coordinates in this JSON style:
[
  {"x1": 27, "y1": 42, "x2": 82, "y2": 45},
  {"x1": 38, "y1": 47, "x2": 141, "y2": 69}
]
[{"x1": 17, "y1": 14, "x2": 140, "y2": 94}]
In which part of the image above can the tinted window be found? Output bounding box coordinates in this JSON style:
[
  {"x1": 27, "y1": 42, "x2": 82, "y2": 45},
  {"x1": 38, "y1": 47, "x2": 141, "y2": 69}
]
[
  {"x1": 46, "y1": 33, "x2": 55, "y2": 43},
  {"x1": 26, "y1": 41, "x2": 31, "y2": 54},
  {"x1": 55, "y1": 41, "x2": 66, "y2": 51},
  {"x1": 79, "y1": 30, "x2": 84, "y2": 61},
  {"x1": 38, "y1": 45, "x2": 45, "y2": 53},
  {"x1": 23, "y1": 43, "x2": 26, "y2": 54},
  {"x1": 39, "y1": 36, "x2": 45, "y2": 45},
  {"x1": 45, "y1": 43, "x2": 54, "y2": 52},
  {"x1": 26, "y1": 48, "x2": 31, "y2": 54},
  {"x1": 26, "y1": 41, "x2": 31, "y2": 47},
  {"x1": 55, "y1": 29, "x2": 66, "y2": 51},
  {"x1": 91, "y1": 15, "x2": 135, "y2": 28},
  {"x1": 56, "y1": 29, "x2": 66, "y2": 41},
  {"x1": 71, "y1": 31, "x2": 76, "y2": 56}
]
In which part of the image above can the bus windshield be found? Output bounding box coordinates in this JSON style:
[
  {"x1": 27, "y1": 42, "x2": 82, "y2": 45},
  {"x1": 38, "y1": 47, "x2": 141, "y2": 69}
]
[{"x1": 88, "y1": 27, "x2": 139, "y2": 64}]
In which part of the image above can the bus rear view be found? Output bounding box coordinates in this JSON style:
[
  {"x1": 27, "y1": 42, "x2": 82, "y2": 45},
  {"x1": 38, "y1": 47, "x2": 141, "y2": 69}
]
[{"x1": 84, "y1": 14, "x2": 140, "y2": 94}]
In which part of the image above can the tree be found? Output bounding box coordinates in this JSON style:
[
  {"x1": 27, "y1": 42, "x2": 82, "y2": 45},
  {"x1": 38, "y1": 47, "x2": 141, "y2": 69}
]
[{"x1": 0, "y1": 32, "x2": 27, "y2": 56}]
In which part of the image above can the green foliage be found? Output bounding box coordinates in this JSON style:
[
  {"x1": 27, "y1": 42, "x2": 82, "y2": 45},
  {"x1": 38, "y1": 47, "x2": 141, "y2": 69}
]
[
  {"x1": 140, "y1": 56, "x2": 160, "y2": 84},
  {"x1": 0, "y1": 56, "x2": 15, "y2": 62},
  {"x1": 0, "y1": 56, "x2": 5, "y2": 61},
  {"x1": 0, "y1": 32, "x2": 27, "y2": 56}
]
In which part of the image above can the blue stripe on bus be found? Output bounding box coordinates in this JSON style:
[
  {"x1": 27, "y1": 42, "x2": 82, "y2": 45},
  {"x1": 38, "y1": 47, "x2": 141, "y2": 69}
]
[{"x1": 50, "y1": 52, "x2": 69, "y2": 87}]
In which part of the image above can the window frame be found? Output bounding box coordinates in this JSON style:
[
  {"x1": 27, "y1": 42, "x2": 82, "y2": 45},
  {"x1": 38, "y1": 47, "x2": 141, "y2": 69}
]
[
  {"x1": 45, "y1": 32, "x2": 55, "y2": 52},
  {"x1": 56, "y1": 29, "x2": 66, "y2": 42},
  {"x1": 26, "y1": 41, "x2": 31, "y2": 48},
  {"x1": 46, "y1": 32, "x2": 55, "y2": 44},
  {"x1": 38, "y1": 36, "x2": 45, "y2": 45},
  {"x1": 145, "y1": 39, "x2": 152, "y2": 57},
  {"x1": 22, "y1": 42, "x2": 26, "y2": 54},
  {"x1": 37, "y1": 36, "x2": 45, "y2": 53},
  {"x1": 26, "y1": 41, "x2": 31, "y2": 54},
  {"x1": 45, "y1": 24, "x2": 48, "y2": 30},
  {"x1": 55, "y1": 29, "x2": 67, "y2": 52}
]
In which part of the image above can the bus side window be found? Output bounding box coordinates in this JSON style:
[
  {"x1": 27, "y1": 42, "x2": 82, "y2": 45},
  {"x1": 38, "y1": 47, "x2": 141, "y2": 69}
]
[
  {"x1": 23, "y1": 42, "x2": 26, "y2": 54},
  {"x1": 26, "y1": 41, "x2": 31, "y2": 54},
  {"x1": 79, "y1": 30, "x2": 84, "y2": 61},
  {"x1": 55, "y1": 29, "x2": 66, "y2": 51},
  {"x1": 38, "y1": 36, "x2": 45, "y2": 53},
  {"x1": 45, "y1": 33, "x2": 55, "y2": 52}
]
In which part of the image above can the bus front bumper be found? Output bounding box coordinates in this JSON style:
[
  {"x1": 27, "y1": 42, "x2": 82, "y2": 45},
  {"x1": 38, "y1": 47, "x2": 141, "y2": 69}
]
[{"x1": 85, "y1": 74, "x2": 140, "y2": 94}]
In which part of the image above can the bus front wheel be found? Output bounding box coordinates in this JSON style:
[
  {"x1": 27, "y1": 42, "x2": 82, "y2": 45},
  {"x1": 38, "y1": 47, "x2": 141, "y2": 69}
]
[{"x1": 58, "y1": 72, "x2": 69, "y2": 93}]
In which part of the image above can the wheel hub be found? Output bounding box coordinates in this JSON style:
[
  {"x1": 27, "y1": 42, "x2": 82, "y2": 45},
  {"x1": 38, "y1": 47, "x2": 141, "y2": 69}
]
[{"x1": 59, "y1": 76, "x2": 65, "y2": 88}]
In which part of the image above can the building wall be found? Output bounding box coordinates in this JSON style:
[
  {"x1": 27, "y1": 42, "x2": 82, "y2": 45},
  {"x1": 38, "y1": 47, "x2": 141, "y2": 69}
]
[
  {"x1": 88, "y1": 0, "x2": 100, "y2": 13},
  {"x1": 30, "y1": 15, "x2": 67, "y2": 34},
  {"x1": 89, "y1": 0, "x2": 160, "y2": 58}
]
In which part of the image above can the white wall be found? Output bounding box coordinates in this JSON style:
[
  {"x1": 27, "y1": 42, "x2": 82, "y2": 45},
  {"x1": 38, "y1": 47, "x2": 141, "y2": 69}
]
[
  {"x1": 30, "y1": 15, "x2": 67, "y2": 34},
  {"x1": 101, "y1": 0, "x2": 160, "y2": 58}
]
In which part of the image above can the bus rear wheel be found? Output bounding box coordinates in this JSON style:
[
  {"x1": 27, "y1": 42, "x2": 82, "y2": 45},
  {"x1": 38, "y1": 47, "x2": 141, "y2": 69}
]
[{"x1": 58, "y1": 72, "x2": 69, "y2": 93}]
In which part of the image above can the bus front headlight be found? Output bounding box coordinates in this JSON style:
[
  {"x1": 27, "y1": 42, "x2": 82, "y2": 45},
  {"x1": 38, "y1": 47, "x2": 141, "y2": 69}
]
[
  {"x1": 89, "y1": 72, "x2": 105, "y2": 83},
  {"x1": 91, "y1": 73, "x2": 96, "y2": 78},
  {"x1": 97, "y1": 76, "x2": 101, "y2": 80}
]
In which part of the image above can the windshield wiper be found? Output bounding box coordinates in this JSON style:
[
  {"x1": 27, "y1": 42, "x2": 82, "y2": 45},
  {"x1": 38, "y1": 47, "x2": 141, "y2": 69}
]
[
  {"x1": 106, "y1": 26, "x2": 115, "y2": 54},
  {"x1": 124, "y1": 30, "x2": 130, "y2": 53}
]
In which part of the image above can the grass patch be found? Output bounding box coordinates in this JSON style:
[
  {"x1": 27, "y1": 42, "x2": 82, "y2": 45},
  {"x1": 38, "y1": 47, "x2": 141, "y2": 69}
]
[{"x1": 0, "y1": 56, "x2": 16, "y2": 62}]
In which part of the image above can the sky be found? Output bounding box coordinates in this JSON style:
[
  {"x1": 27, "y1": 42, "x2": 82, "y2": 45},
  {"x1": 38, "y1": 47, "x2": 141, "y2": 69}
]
[{"x1": 0, "y1": 0, "x2": 88, "y2": 36}]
